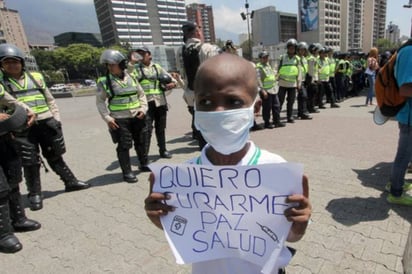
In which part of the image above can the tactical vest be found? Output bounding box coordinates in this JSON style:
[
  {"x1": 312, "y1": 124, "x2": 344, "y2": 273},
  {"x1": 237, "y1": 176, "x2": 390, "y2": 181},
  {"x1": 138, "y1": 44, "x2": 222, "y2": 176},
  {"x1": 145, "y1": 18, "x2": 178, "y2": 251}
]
[
  {"x1": 278, "y1": 55, "x2": 299, "y2": 82},
  {"x1": 182, "y1": 43, "x2": 201, "y2": 90},
  {"x1": 318, "y1": 59, "x2": 330, "y2": 82},
  {"x1": 329, "y1": 58, "x2": 336, "y2": 77},
  {"x1": 136, "y1": 63, "x2": 162, "y2": 95},
  {"x1": 98, "y1": 74, "x2": 141, "y2": 112},
  {"x1": 2, "y1": 72, "x2": 49, "y2": 114},
  {"x1": 336, "y1": 60, "x2": 346, "y2": 73},
  {"x1": 256, "y1": 62, "x2": 276, "y2": 89},
  {"x1": 299, "y1": 56, "x2": 308, "y2": 76}
]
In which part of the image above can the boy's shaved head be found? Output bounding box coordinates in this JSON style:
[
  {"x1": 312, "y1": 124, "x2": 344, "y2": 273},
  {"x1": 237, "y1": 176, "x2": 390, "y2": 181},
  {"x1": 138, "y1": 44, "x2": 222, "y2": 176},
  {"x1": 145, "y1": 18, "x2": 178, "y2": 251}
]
[{"x1": 194, "y1": 53, "x2": 258, "y2": 99}]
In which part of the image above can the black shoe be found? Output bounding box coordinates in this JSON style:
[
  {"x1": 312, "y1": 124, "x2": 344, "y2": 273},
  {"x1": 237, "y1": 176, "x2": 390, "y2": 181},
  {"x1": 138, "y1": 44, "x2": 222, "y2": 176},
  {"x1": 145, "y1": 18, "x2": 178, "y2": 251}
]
[
  {"x1": 250, "y1": 123, "x2": 264, "y2": 131},
  {"x1": 298, "y1": 113, "x2": 313, "y2": 120},
  {"x1": 139, "y1": 166, "x2": 151, "y2": 172},
  {"x1": 287, "y1": 118, "x2": 295, "y2": 123},
  {"x1": 28, "y1": 194, "x2": 42, "y2": 211},
  {"x1": 65, "y1": 181, "x2": 91, "y2": 192},
  {"x1": 274, "y1": 122, "x2": 286, "y2": 128},
  {"x1": 122, "y1": 172, "x2": 138, "y2": 183},
  {"x1": 13, "y1": 219, "x2": 41, "y2": 232},
  {"x1": 0, "y1": 234, "x2": 22, "y2": 254},
  {"x1": 309, "y1": 109, "x2": 320, "y2": 113},
  {"x1": 264, "y1": 123, "x2": 275, "y2": 129},
  {"x1": 160, "y1": 150, "x2": 172, "y2": 159},
  {"x1": 331, "y1": 104, "x2": 340, "y2": 108},
  {"x1": 318, "y1": 105, "x2": 326, "y2": 109}
]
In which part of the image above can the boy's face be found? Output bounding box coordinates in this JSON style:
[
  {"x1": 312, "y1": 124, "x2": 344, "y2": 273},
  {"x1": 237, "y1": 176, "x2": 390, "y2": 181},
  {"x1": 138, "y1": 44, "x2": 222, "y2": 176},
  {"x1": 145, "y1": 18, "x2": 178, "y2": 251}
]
[
  {"x1": 1, "y1": 58, "x2": 23, "y2": 76},
  {"x1": 195, "y1": 78, "x2": 256, "y2": 112}
]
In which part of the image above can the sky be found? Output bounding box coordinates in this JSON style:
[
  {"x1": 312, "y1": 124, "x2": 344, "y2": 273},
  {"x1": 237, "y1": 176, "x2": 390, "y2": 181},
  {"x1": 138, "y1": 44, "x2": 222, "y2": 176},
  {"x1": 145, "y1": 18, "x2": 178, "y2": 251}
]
[{"x1": 6, "y1": 0, "x2": 412, "y2": 44}]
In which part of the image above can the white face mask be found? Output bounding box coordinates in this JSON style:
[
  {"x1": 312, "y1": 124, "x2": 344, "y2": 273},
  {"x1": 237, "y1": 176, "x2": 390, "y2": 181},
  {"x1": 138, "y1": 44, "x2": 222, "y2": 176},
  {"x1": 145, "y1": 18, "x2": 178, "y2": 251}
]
[{"x1": 194, "y1": 105, "x2": 254, "y2": 155}]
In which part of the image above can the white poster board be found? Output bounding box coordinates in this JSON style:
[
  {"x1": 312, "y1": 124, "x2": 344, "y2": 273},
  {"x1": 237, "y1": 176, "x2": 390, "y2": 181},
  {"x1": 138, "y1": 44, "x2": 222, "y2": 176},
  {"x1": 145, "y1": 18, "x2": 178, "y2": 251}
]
[{"x1": 150, "y1": 162, "x2": 303, "y2": 273}]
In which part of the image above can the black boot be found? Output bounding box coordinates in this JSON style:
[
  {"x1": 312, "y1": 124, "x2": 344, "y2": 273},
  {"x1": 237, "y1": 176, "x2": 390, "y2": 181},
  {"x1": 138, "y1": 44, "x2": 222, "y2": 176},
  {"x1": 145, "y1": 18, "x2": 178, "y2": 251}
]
[
  {"x1": 117, "y1": 151, "x2": 137, "y2": 183},
  {"x1": 9, "y1": 188, "x2": 41, "y2": 232},
  {"x1": 48, "y1": 158, "x2": 91, "y2": 191},
  {"x1": 24, "y1": 165, "x2": 43, "y2": 211},
  {"x1": 136, "y1": 147, "x2": 150, "y2": 172},
  {"x1": 0, "y1": 198, "x2": 22, "y2": 253},
  {"x1": 157, "y1": 132, "x2": 172, "y2": 159}
]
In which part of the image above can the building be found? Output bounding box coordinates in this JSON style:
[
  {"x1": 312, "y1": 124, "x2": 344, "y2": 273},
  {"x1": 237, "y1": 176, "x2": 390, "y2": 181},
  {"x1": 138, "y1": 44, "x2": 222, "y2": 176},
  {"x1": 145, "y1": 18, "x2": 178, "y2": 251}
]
[
  {"x1": 385, "y1": 23, "x2": 400, "y2": 44},
  {"x1": 298, "y1": 0, "x2": 387, "y2": 52},
  {"x1": 186, "y1": 3, "x2": 216, "y2": 43},
  {"x1": 0, "y1": 0, "x2": 29, "y2": 53},
  {"x1": 93, "y1": 0, "x2": 187, "y2": 48},
  {"x1": 251, "y1": 6, "x2": 297, "y2": 47},
  {"x1": 54, "y1": 32, "x2": 103, "y2": 47}
]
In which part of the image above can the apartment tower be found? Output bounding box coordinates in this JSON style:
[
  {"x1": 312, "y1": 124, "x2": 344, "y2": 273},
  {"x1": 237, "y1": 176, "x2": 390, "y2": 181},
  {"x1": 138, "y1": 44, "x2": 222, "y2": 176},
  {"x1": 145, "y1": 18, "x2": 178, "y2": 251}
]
[
  {"x1": 93, "y1": 0, "x2": 187, "y2": 47},
  {"x1": 0, "y1": 0, "x2": 29, "y2": 53},
  {"x1": 186, "y1": 3, "x2": 216, "y2": 43}
]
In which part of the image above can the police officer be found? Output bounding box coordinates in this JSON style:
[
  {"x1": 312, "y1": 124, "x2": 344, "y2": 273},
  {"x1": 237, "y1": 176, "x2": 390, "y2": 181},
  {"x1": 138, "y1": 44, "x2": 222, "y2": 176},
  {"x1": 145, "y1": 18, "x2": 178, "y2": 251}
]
[
  {"x1": 129, "y1": 46, "x2": 176, "y2": 159},
  {"x1": 296, "y1": 42, "x2": 312, "y2": 120},
  {"x1": 0, "y1": 90, "x2": 41, "y2": 253},
  {"x1": 0, "y1": 44, "x2": 90, "y2": 211},
  {"x1": 335, "y1": 53, "x2": 347, "y2": 102},
  {"x1": 96, "y1": 49, "x2": 148, "y2": 183},
  {"x1": 277, "y1": 39, "x2": 301, "y2": 123},
  {"x1": 318, "y1": 48, "x2": 340, "y2": 109},
  {"x1": 306, "y1": 43, "x2": 321, "y2": 113},
  {"x1": 180, "y1": 21, "x2": 221, "y2": 148},
  {"x1": 256, "y1": 51, "x2": 285, "y2": 129}
]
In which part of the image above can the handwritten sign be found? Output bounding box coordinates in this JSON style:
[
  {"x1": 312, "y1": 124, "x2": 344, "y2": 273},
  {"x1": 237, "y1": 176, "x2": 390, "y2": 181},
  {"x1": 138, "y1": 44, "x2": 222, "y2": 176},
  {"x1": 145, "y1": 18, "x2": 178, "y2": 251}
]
[{"x1": 150, "y1": 162, "x2": 303, "y2": 273}]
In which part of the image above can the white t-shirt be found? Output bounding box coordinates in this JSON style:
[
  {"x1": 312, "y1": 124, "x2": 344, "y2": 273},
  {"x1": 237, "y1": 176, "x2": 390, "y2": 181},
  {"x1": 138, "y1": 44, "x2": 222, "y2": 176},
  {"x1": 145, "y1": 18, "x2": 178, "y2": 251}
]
[{"x1": 187, "y1": 141, "x2": 293, "y2": 274}]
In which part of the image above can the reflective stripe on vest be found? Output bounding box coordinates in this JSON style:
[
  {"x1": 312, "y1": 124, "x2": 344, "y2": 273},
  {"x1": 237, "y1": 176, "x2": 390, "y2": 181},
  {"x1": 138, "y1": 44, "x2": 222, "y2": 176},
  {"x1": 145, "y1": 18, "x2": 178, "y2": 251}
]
[
  {"x1": 138, "y1": 64, "x2": 162, "y2": 95},
  {"x1": 300, "y1": 56, "x2": 308, "y2": 75},
  {"x1": 279, "y1": 55, "x2": 299, "y2": 82},
  {"x1": 337, "y1": 60, "x2": 346, "y2": 73},
  {"x1": 5, "y1": 72, "x2": 49, "y2": 114},
  {"x1": 98, "y1": 75, "x2": 142, "y2": 112},
  {"x1": 318, "y1": 59, "x2": 330, "y2": 81},
  {"x1": 256, "y1": 62, "x2": 276, "y2": 89}
]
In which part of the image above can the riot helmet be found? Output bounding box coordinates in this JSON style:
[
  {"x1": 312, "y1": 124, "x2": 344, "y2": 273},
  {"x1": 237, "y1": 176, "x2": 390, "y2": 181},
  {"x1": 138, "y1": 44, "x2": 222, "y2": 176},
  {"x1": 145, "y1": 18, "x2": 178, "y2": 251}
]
[
  {"x1": 286, "y1": 39, "x2": 298, "y2": 48},
  {"x1": 0, "y1": 43, "x2": 25, "y2": 68},
  {"x1": 297, "y1": 41, "x2": 308, "y2": 50},
  {"x1": 100, "y1": 49, "x2": 127, "y2": 70}
]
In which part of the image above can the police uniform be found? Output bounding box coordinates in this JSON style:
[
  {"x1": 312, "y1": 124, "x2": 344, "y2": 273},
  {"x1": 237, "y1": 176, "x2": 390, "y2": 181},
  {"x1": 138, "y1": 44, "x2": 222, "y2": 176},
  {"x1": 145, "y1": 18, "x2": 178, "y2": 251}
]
[
  {"x1": 0, "y1": 46, "x2": 90, "y2": 211},
  {"x1": 180, "y1": 21, "x2": 221, "y2": 148},
  {"x1": 97, "y1": 51, "x2": 148, "y2": 182},
  {"x1": 318, "y1": 50, "x2": 339, "y2": 108},
  {"x1": 256, "y1": 52, "x2": 285, "y2": 128},
  {"x1": 306, "y1": 45, "x2": 320, "y2": 113},
  {"x1": 277, "y1": 52, "x2": 301, "y2": 123},
  {"x1": 132, "y1": 48, "x2": 176, "y2": 159},
  {"x1": 296, "y1": 42, "x2": 312, "y2": 120},
  {"x1": 0, "y1": 85, "x2": 40, "y2": 253}
]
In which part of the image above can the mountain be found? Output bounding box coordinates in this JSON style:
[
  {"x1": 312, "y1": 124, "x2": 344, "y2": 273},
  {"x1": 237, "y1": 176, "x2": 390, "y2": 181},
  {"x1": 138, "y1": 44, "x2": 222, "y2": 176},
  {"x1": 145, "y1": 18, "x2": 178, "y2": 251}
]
[{"x1": 7, "y1": 0, "x2": 100, "y2": 44}]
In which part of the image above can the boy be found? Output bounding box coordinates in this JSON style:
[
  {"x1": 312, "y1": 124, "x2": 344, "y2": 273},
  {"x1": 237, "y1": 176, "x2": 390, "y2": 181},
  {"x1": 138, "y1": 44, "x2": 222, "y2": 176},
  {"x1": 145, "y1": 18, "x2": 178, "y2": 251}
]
[{"x1": 144, "y1": 54, "x2": 311, "y2": 273}]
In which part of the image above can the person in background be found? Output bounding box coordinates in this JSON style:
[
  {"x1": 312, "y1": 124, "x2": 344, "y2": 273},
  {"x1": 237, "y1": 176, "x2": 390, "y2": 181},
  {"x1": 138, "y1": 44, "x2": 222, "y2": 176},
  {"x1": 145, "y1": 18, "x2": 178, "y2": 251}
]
[
  {"x1": 0, "y1": 89, "x2": 41, "y2": 253},
  {"x1": 277, "y1": 38, "x2": 301, "y2": 123},
  {"x1": 129, "y1": 46, "x2": 177, "y2": 159},
  {"x1": 180, "y1": 21, "x2": 221, "y2": 149},
  {"x1": 386, "y1": 39, "x2": 412, "y2": 206},
  {"x1": 365, "y1": 47, "x2": 379, "y2": 106},
  {"x1": 296, "y1": 41, "x2": 313, "y2": 120},
  {"x1": 256, "y1": 50, "x2": 286, "y2": 129},
  {"x1": 317, "y1": 48, "x2": 340, "y2": 109},
  {"x1": 145, "y1": 54, "x2": 311, "y2": 274},
  {"x1": 306, "y1": 43, "x2": 321, "y2": 114},
  {"x1": 96, "y1": 49, "x2": 148, "y2": 183},
  {"x1": 0, "y1": 44, "x2": 89, "y2": 211}
]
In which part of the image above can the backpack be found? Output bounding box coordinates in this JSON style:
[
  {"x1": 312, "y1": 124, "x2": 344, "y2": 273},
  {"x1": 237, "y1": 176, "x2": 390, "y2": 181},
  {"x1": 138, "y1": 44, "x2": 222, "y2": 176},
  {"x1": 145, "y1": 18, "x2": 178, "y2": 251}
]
[
  {"x1": 182, "y1": 43, "x2": 201, "y2": 90},
  {"x1": 375, "y1": 40, "x2": 412, "y2": 117}
]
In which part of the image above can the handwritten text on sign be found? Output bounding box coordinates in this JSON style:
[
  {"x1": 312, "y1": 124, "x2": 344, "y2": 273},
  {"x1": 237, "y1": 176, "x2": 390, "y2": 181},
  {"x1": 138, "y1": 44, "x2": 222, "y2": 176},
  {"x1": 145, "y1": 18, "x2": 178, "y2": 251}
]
[{"x1": 150, "y1": 163, "x2": 303, "y2": 271}]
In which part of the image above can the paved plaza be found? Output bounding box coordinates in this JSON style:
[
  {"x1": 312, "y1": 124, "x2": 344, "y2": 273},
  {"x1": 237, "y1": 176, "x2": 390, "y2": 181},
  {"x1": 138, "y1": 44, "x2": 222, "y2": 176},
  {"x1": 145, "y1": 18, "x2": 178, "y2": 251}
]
[{"x1": 0, "y1": 89, "x2": 410, "y2": 273}]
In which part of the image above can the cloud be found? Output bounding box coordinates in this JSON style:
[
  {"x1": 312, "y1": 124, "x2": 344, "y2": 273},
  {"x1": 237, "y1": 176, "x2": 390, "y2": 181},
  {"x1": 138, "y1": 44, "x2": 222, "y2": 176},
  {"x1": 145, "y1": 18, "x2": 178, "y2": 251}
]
[{"x1": 213, "y1": 5, "x2": 248, "y2": 34}]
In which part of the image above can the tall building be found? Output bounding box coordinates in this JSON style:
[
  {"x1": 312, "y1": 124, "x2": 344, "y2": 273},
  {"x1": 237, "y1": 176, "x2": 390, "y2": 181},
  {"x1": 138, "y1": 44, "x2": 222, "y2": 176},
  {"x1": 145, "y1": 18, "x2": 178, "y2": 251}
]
[
  {"x1": 0, "y1": 0, "x2": 29, "y2": 53},
  {"x1": 186, "y1": 3, "x2": 216, "y2": 43},
  {"x1": 252, "y1": 6, "x2": 297, "y2": 46},
  {"x1": 298, "y1": 0, "x2": 387, "y2": 52},
  {"x1": 93, "y1": 0, "x2": 187, "y2": 47}
]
